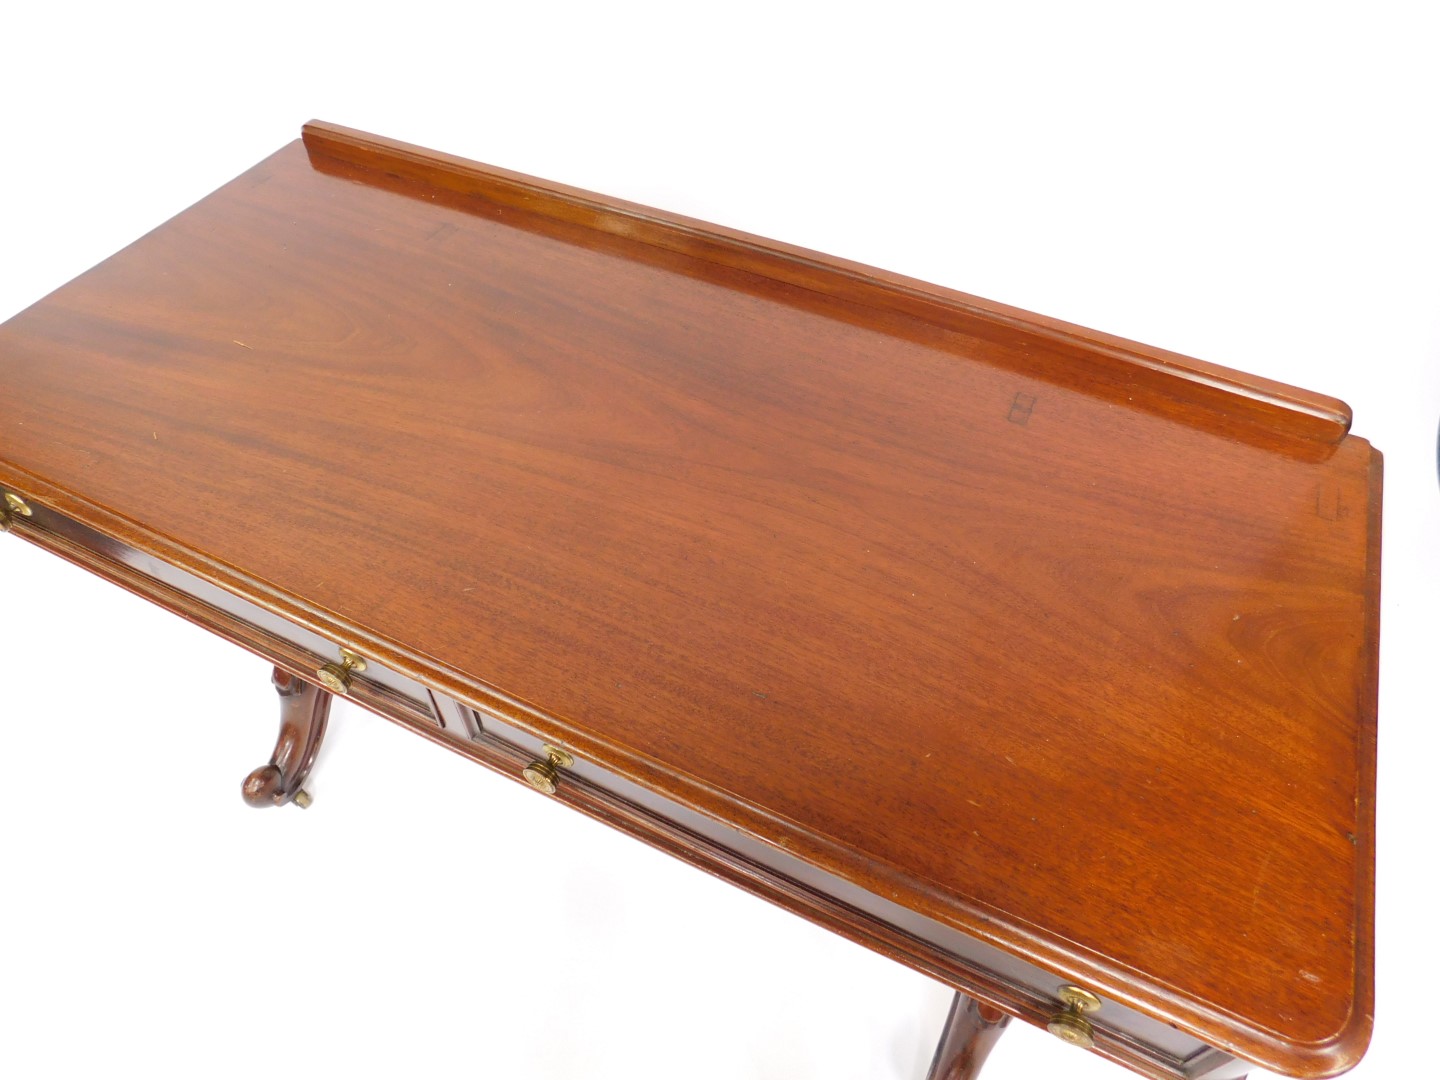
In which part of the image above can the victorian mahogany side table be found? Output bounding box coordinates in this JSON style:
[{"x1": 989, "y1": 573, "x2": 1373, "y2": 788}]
[{"x1": 0, "y1": 122, "x2": 1379, "y2": 1079}]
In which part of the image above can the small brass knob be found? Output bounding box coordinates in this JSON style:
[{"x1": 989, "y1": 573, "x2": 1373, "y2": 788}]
[
  {"x1": 316, "y1": 647, "x2": 367, "y2": 694},
  {"x1": 1047, "y1": 986, "x2": 1101, "y2": 1049},
  {"x1": 522, "y1": 745, "x2": 575, "y2": 794},
  {"x1": 1, "y1": 492, "x2": 32, "y2": 532}
]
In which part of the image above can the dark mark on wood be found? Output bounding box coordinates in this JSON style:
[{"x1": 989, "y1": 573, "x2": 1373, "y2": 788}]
[{"x1": 1008, "y1": 392, "x2": 1037, "y2": 425}]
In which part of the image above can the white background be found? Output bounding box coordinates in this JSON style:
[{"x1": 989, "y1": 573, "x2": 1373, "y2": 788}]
[{"x1": 1, "y1": 4, "x2": 1435, "y2": 1078}]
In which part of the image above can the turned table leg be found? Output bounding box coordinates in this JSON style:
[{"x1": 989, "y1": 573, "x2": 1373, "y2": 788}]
[
  {"x1": 924, "y1": 992, "x2": 1010, "y2": 1080},
  {"x1": 241, "y1": 667, "x2": 333, "y2": 808}
]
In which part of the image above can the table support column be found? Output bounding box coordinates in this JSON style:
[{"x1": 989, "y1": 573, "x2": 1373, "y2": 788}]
[{"x1": 924, "y1": 992, "x2": 1010, "y2": 1080}]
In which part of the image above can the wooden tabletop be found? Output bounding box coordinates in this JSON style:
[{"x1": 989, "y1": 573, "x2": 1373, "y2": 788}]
[{"x1": 0, "y1": 122, "x2": 1377, "y2": 1076}]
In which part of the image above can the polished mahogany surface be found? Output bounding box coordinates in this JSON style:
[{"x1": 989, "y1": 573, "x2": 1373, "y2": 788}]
[{"x1": 0, "y1": 123, "x2": 1378, "y2": 1076}]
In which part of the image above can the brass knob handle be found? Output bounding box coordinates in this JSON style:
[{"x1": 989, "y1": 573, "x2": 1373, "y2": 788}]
[
  {"x1": 522, "y1": 745, "x2": 575, "y2": 794},
  {"x1": 1047, "y1": 986, "x2": 1101, "y2": 1049},
  {"x1": 1, "y1": 492, "x2": 32, "y2": 532},
  {"x1": 316, "y1": 647, "x2": 367, "y2": 694}
]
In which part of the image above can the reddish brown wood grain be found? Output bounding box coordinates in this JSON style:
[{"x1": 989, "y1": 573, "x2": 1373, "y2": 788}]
[
  {"x1": 241, "y1": 667, "x2": 332, "y2": 808},
  {"x1": 0, "y1": 124, "x2": 1378, "y2": 1076},
  {"x1": 299, "y1": 122, "x2": 1351, "y2": 449},
  {"x1": 926, "y1": 994, "x2": 1011, "y2": 1080}
]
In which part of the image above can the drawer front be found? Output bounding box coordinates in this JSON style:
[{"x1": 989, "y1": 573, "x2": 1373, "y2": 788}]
[
  {"x1": 10, "y1": 496, "x2": 440, "y2": 730},
  {"x1": 441, "y1": 696, "x2": 1241, "y2": 1080}
]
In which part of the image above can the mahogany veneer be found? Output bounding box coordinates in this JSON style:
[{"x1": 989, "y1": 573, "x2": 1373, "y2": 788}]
[{"x1": 0, "y1": 122, "x2": 1379, "y2": 1079}]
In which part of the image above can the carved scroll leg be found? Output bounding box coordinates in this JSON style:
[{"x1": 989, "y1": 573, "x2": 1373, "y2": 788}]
[
  {"x1": 924, "y1": 992, "x2": 1011, "y2": 1080},
  {"x1": 241, "y1": 667, "x2": 333, "y2": 808}
]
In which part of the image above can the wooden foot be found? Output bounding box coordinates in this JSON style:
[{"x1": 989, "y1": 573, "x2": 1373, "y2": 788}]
[
  {"x1": 925, "y1": 992, "x2": 1010, "y2": 1080},
  {"x1": 241, "y1": 667, "x2": 333, "y2": 808}
]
